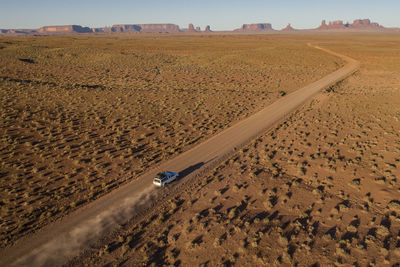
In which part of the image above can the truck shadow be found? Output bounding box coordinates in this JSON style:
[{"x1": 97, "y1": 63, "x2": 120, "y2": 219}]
[
  {"x1": 178, "y1": 157, "x2": 217, "y2": 180},
  {"x1": 178, "y1": 162, "x2": 205, "y2": 179}
]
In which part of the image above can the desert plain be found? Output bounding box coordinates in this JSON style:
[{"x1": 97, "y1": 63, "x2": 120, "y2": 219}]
[{"x1": 1, "y1": 33, "x2": 400, "y2": 266}]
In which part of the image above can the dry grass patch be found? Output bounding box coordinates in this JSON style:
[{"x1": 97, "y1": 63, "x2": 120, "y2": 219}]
[
  {"x1": 0, "y1": 34, "x2": 341, "y2": 247},
  {"x1": 68, "y1": 34, "x2": 400, "y2": 266}
]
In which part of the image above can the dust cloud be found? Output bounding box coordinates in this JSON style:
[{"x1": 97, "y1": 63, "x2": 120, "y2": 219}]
[{"x1": 13, "y1": 185, "x2": 155, "y2": 267}]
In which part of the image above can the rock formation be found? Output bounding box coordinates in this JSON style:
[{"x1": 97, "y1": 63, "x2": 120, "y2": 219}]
[
  {"x1": 91, "y1": 27, "x2": 107, "y2": 33},
  {"x1": 234, "y1": 23, "x2": 274, "y2": 32},
  {"x1": 320, "y1": 20, "x2": 328, "y2": 28},
  {"x1": 188, "y1": 23, "x2": 196, "y2": 32},
  {"x1": 38, "y1": 25, "x2": 92, "y2": 34},
  {"x1": 1, "y1": 29, "x2": 38, "y2": 34},
  {"x1": 95, "y1": 24, "x2": 181, "y2": 33},
  {"x1": 0, "y1": 18, "x2": 397, "y2": 35},
  {"x1": 187, "y1": 24, "x2": 202, "y2": 32},
  {"x1": 110, "y1": 24, "x2": 141, "y2": 32},
  {"x1": 330, "y1": 20, "x2": 347, "y2": 29},
  {"x1": 281, "y1": 23, "x2": 296, "y2": 31},
  {"x1": 139, "y1": 24, "x2": 180, "y2": 32},
  {"x1": 351, "y1": 19, "x2": 382, "y2": 29},
  {"x1": 316, "y1": 18, "x2": 384, "y2": 31}
]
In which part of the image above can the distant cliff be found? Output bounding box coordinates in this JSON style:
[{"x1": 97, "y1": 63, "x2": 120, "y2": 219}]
[
  {"x1": 234, "y1": 23, "x2": 274, "y2": 32},
  {"x1": 93, "y1": 24, "x2": 181, "y2": 33},
  {"x1": 107, "y1": 24, "x2": 141, "y2": 32},
  {"x1": 138, "y1": 24, "x2": 180, "y2": 32},
  {"x1": 38, "y1": 25, "x2": 92, "y2": 34},
  {"x1": 1, "y1": 19, "x2": 398, "y2": 35},
  {"x1": 351, "y1": 19, "x2": 383, "y2": 29},
  {"x1": 1, "y1": 29, "x2": 37, "y2": 34},
  {"x1": 316, "y1": 19, "x2": 384, "y2": 31},
  {"x1": 0, "y1": 24, "x2": 181, "y2": 35}
]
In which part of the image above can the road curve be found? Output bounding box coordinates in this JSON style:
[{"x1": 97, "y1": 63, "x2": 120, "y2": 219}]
[{"x1": 0, "y1": 44, "x2": 359, "y2": 267}]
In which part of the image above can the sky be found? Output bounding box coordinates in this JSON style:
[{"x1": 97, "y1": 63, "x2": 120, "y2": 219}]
[{"x1": 0, "y1": 0, "x2": 399, "y2": 30}]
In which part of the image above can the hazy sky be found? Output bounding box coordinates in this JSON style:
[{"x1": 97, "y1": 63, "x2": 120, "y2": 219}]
[{"x1": 1, "y1": 0, "x2": 399, "y2": 30}]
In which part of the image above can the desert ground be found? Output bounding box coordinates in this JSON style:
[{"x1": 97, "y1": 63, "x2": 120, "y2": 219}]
[
  {"x1": 0, "y1": 34, "x2": 341, "y2": 248},
  {"x1": 1, "y1": 33, "x2": 400, "y2": 266},
  {"x1": 66, "y1": 34, "x2": 399, "y2": 266}
]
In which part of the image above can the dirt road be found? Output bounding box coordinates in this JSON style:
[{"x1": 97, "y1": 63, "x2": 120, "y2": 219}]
[{"x1": 0, "y1": 44, "x2": 359, "y2": 266}]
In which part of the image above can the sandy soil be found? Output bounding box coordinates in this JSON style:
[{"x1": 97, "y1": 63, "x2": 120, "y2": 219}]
[
  {"x1": 0, "y1": 43, "x2": 356, "y2": 266},
  {"x1": 0, "y1": 35, "x2": 341, "y2": 248},
  {"x1": 66, "y1": 34, "x2": 400, "y2": 266}
]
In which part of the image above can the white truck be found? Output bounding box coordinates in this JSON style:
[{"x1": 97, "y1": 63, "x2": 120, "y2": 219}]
[{"x1": 153, "y1": 171, "x2": 179, "y2": 187}]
